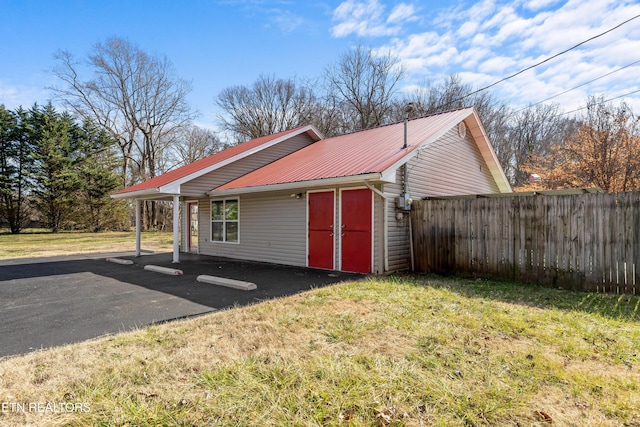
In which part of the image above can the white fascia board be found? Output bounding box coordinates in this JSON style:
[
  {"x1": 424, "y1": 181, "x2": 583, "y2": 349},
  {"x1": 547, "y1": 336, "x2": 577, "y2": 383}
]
[
  {"x1": 111, "y1": 188, "x2": 161, "y2": 200},
  {"x1": 467, "y1": 109, "x2": 512, "y2": 193},
  {"x1": 160, "y1": 182, "x2": 181, "y2": 195},
  {"x1": 111, "y1": 187, "x2": 180, "y2": 201},
  {"x1": 380, "y1": 167, "x2": 397, "y2": 183},
  {"x1": 208, "y1": 173, "x2": 382, "y2": 197},
  {"x1": 171, "y1": 125, "x2": 324, "y2": 188}
]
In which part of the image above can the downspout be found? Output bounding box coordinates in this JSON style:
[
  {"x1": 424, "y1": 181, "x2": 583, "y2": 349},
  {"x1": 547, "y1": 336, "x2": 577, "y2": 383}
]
[
  {"x1": 403, "y1": 103, "x2": 415, "y2": 271},
  {"x1": 364, "y1": 180, "x2": 391, "y2": 273}
]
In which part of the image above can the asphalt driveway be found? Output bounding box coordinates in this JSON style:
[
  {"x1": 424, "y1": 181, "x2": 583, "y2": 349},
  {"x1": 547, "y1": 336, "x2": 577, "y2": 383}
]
[{"x1": 0, "y1": 252, "x2": 362, "y2": 358}]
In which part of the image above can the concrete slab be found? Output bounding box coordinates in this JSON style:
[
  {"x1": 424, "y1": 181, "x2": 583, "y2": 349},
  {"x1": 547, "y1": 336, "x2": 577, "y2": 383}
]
[
  {"x1": 106, "y1": 257, "x2": 134, "y2": 265},
  {"x1": 144, "y1": 264, "x2": 183, "y2": 275},
  {"x1": 197, "y1": 274, "x2": 257, "y2": 290}
]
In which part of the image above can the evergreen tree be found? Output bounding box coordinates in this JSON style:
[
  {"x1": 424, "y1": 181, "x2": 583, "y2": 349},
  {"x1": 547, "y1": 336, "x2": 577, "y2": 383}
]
[
  {"x1": 0, "y1": 106, "x2": 32, "y2": 233},
  {"x1": 76, "y1": 119, "x2": 126, "y2": 231},
  {"x1": 28, "y1": 103, "x2": 83, "y2": 232}
]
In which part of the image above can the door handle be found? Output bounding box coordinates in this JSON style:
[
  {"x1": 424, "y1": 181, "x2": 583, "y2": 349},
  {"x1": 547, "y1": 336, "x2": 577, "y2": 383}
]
[{"x1": 341, "y1": 233, "x2": 345, "y2": 237}]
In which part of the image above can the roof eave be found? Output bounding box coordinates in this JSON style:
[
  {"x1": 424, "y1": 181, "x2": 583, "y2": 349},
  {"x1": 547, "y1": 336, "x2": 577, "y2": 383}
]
[
  {"x1": 171, "y1": 124, "x2": 324, "y2": 188},
  {"x1": 208, "y1": 173, "x2": 383, "y2": 197},
  {"x1": 111, "y1": 188, "x2": 161, "y2": 200},
  {"x1": 466, "y1": 109, "x2": 512, "y2": 193},
  {"x1": 111, "y1": 124, "x2": 325, "y2": 199}
]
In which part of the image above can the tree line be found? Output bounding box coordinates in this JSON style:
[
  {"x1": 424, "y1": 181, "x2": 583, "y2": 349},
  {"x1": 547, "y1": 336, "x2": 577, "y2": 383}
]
[
  {"x1": 0, "y1": 103, "x2": 125, "y2": 233},
  {"x1": 2, "y1": 36, "x2": 639, "y2": 233}
]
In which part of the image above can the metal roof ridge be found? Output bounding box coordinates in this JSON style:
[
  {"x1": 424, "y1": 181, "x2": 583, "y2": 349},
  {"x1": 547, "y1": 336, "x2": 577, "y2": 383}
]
[{"x1": 320, "y1": 107, "x2": 473, "y2": 140}]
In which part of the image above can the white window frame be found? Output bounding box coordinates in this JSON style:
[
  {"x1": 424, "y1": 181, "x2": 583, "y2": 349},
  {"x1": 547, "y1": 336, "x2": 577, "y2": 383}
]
[{"x1": 211, "y1": 198, "x2": 240, "y2": 244}]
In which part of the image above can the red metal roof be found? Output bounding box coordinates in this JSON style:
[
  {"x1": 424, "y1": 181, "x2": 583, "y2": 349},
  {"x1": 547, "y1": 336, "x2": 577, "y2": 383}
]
[
  {"x1": 114, "y1": 126, "x2": 315, "y2": 195},
  {"x1": 214, "y1": 109, "x2": 473, "y2": 192}
]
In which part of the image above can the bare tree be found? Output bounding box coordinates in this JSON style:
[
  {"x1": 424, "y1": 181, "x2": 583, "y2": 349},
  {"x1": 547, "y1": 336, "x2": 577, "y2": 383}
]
[
  {"x1": 170, "y1": 125, "x2": 223, "y2": 166},
  {"x1": 307, "y1": 96, "x2": 353, "y2": 138},
  {"x1": 50, "y1": 36, "x2": 196, "y2": 188},
  {"x1": 400, "y1": 75, "x2": 473, "y2": 117},
  {"x1": 506, "y1": 103, "x2": 576, "y2": 187},
  {"x1": 398, "y1": 75, "x2": 515, "y2": 182},
  {"x1": 324, "y1": 45, "x2": 404, "y2": 131},
  {"x1": 217, "y1": 74, "x2": 317, "y2": 142}
]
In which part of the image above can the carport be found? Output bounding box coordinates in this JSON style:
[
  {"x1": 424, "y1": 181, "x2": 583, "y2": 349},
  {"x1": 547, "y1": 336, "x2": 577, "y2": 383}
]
[
  {"x1": 110, "y1": 126, "x2": 325, "y2": 267},
  {"x1": 112, "y1": 193, "x2": 181, "y2": 263}
]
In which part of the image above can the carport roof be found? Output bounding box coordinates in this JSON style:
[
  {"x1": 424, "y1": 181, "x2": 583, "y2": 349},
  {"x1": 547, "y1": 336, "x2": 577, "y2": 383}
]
[{"x1": 112, "y1": 125, "x2": 322, "y2": 199}]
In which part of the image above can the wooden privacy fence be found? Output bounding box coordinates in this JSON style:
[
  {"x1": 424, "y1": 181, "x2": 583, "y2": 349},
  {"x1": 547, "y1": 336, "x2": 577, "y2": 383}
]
[{"x1": 411, "y1": 190, "x2": 640, "y2": 293}]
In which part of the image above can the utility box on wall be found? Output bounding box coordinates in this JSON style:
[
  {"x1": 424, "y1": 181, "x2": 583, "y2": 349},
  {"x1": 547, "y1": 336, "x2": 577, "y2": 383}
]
[{"x1": 396, "y1": 193, "x2": 413, "y2": 211}]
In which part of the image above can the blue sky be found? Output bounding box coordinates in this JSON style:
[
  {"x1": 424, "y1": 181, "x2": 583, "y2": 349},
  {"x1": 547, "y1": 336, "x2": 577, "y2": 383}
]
[{"x1": 1, "y1": 0, "x2": 639, "y2": 131}]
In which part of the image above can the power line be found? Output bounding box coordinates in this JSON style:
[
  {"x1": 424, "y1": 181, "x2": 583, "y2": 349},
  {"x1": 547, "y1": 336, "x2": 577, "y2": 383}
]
[
  {"x1": 515, "y1": 58, "x2": 640, "y2": 113},
  {"x1": 439, "y1": 14, "x2": 640, "y2": 109},
  {"x1": 561, "y1": 88, "x2": 640, "y2": 116}
]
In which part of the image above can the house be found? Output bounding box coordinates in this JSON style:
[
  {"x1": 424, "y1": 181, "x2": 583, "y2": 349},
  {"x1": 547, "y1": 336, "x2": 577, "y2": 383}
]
[{"x1": 112, "y1": 107, "x2": 511, "y2": 274}]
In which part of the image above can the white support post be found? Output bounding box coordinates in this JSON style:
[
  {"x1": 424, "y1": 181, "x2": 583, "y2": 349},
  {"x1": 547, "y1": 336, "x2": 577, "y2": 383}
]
[
  {"x1": 135, "y1": 199, "x2": 141, "y2": 257},
  {"x1": 172, "y1": 195, "x2": 180, "y2": 263}
]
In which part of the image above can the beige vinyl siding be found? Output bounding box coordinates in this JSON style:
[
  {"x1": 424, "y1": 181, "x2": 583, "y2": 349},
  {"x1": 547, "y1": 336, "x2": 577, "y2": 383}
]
[
  {"x1": 384, "y1": 123, "x2": 502, "y2": 272},
  {"x1": 384, "y1": 179, "x2": 410, "y2": 272},
  {"x1": 199, "y1": 191, "x2": 308, "y2": 266},
  {"x1": 372, "y1": 186, "x2": 385, "y2": 274},
  {"x1": 180, "y1": 134, "x2": 317, "y2": 196},
  {"x1": 408, "y1": 125, "x2": 500, "y2": 196},
  {"x1": 193, "y1": 124, "x2": 500, "y2": 272},
  {"x1": 197, "y1": 184, "x2": 384, "y2": 273}
]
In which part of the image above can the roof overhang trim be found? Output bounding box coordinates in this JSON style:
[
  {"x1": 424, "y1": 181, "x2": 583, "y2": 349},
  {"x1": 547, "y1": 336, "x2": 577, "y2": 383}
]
[
  {"x1": 465, "y1": 109, "x2": 512, "y2": 193},
  {"x1": 112, "y1": 124, "x2": 323, "y2": 198},
  {"x1": 208, "y1": 173, "x2": 384, "y2": 196},
  {"x1": 111, "y1": 188, "x2": 161, "y2": 200},
  {"x1": 172, "y1": 125, "x2": 323, "y2": 188}
]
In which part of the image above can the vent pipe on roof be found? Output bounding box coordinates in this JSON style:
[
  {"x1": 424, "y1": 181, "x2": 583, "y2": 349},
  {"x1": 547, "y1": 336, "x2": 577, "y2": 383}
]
[{"x1": 402, "y1": 103, "x2": 415, "y2": 149}]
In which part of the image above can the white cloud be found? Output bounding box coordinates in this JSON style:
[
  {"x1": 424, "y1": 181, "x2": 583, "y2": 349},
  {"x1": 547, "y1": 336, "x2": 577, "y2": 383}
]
[
  {"x1": 458, "y1": 21, "x2": 478, "y2": 38},
  {"x1": 333, "y1": 0, "x2": 640, "y2": 112},
  {"x1": 331, "y1": 0, "x2": 385, "y2": 37},
  {"x1": 0, "y1": 81, "x2": 48, "y2": 110},
  {"x1": 464, "y1": 0, "x2": 499, "y2": 23},
  {"x1": 387, "y1": 3, "x2": 416, "y2": 24},
  {"x1": 524, "y1": 0, "x2": 562, "y2": 11},
  {"x1": 267, "y1": 9, "x2": 304, "y2": 33},
  {"x1": 330, "y1": 0, "x2": 417, "y2": 38},
  {"x1": 479, "y1": 56, "x2": 517, "y2": 74},
  {"x1": 459, "y1": 46, "x2": 492, "y2": 69}
]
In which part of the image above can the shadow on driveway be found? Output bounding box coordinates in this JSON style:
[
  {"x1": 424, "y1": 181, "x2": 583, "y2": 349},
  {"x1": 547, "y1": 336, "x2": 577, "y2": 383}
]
[{"x1": 0, "y1": 252, "x2": 362, "y2": 358}]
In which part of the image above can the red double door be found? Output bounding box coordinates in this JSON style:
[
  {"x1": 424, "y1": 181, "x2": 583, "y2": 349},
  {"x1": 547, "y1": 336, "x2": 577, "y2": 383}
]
[{"x1": 308, "y1": 189, "x2": 372, "y2": 274}]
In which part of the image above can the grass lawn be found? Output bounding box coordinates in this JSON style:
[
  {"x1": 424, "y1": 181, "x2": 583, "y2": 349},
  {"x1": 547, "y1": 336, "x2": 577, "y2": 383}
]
[
  {"x1": 0, "y1": 230, "x2": 174, "y2": 259},
  {"x1": 0, "y1": 273, "x2": 638, "y2": 426}
]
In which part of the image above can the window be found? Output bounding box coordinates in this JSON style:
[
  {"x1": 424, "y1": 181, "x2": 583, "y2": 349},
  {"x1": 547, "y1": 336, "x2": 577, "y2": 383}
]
[{"x1": 211, "y1": 199, "x2": 239, "y2": 243}]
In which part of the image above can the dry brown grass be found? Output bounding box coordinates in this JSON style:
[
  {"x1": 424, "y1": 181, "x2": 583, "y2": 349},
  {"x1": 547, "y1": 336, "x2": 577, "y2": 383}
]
[
  {"x1": 1, "y1": 276, "x2": 639, "y2": 426},
  {"x1": 0, "y1": 231, "x2": 173, "y2": 259}
]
